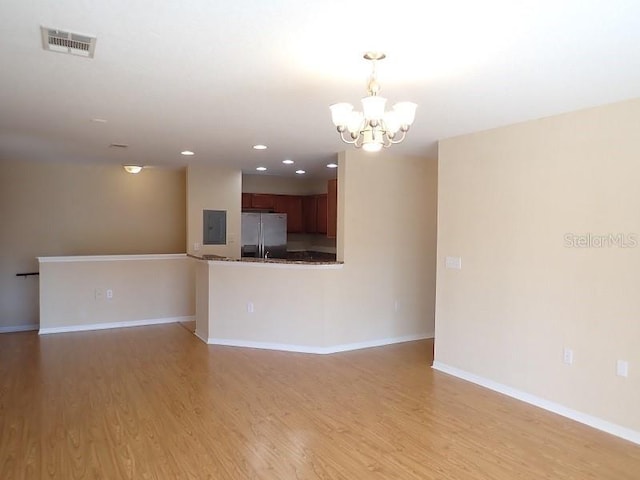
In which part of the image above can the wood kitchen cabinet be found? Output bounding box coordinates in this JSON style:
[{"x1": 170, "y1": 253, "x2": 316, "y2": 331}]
[
  {"x1": 241, "y1": 193, "x2": 252, "y2": 210},
  {"x1": 300, "y1": 180, "x2": 336, "y2": 236},
  {"x1": 302, "y1": 195, "x2": 318, "y2": 233},
  {"x1": 249, "y1": 193, "x2": 275, "y2": 209},
  {"x1": 316, "y1": 194, "x2": 328, "y2": 234},
  {"x1": 273, "y1": 195, "x2": 304, "y2": 233},
  {"x1": 327, "y1": 179, "x2": 337, "y2": 238},
  {"x1": 243, "y1": 178, "x2": 336, "y2": 236}
]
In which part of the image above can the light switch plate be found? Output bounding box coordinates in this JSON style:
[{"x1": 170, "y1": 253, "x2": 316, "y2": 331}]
[
  {"x1": 617, "y1": 360, "x2": 629, "y2": 377},
  {"x1": 445, "y1": 256, "x2": 462, "y2": 269}
]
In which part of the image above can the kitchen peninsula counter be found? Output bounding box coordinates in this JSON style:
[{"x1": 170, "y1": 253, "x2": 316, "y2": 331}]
[
  {"x1": 189, "y1": 253, "x2": 343, "y2": 267},
  {"x1": 193, "y1": 254, "x2": 346, "y2": 352},
  {"x1": 193, "y1": 253, "x2": 429, "y2": 355}
]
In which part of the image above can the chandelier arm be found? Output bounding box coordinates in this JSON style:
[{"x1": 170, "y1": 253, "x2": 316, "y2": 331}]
[
  {"x1": 388, "y1": 130, "x2": 408, "y2": 145},
  {"x1": 339, "y1": 130, "x2": 359, "y2": 145},
  {"x1": 381, "y1": 133, "x2": 393, "y2": 149}
]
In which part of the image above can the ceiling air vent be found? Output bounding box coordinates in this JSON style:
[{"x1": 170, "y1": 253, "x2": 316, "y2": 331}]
[{"x1": 40, "y1": 26, "x2": 96, "y2": 58}]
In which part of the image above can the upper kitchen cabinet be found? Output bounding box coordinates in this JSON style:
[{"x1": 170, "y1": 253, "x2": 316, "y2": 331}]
[
  {"x1": 241, "y1": 193, "x2": 252, "y2": 210},
  {"x1": 327, "y1": 179, "x2": 337, "y2": 239},
  {"x1": 316, "y1": 194, "x2": 328, "y2": 235},
  {"x1": 302, "y1": 195, "x2": 318, "y2": 234},
  {"x1": 273, "y1": 195, "x2": 304, "y2": 233},
  {"x1": 249, "y1": 193, "x2": 275, "y2": 209},
  {"x1": 311, "y1": 180, "x2": 337, "y2": 237}
]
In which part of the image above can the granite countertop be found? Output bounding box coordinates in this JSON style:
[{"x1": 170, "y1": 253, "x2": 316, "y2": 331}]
[{"x1": 189, "y1": 253, "x2": 342, "y2": 266}]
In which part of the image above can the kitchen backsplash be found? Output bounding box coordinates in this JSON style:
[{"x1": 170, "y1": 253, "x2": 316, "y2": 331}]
[{"x1": 287, "y1": 233, "x2": 337, "y2": 254}]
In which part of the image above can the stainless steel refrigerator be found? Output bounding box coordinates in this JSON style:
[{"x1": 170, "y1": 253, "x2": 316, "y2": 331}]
[{"x1": 241, "y1": 212, "x2": 287, "y2": 259}]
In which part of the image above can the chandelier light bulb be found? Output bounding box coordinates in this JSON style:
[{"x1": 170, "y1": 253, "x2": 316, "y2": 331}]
[
  {"x1": 361, "y1": 95, "x2": 387, "y2": 120},
  {"x1": 383, "y1": 110, "x2": 401, "y2": 135},
  {"x1": 393, "y1": 102, "x2": 418, "y2": 127},
  {"x1": 347, "y1": 111, "x2": 364, "y2": 134},
  {"x1": 329, "y1": 52, "x2": 417, "y2": 152}
]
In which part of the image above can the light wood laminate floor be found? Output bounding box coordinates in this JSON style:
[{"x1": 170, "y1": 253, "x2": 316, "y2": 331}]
[{"x1": 1, "y1": 324, "x2": 639, "y2": 479}]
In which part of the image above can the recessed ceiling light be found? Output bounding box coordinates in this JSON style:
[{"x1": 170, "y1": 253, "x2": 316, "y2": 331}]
[
  {"x1": 253, "y1": 144, "x2": 267, "y2": 150},
  {"x1": 181, "y1": 150, "x2": 195, "y2": 156},
  {"x1": 327, "y1": 163, "x2": 338, "y2": 168},
  {"x1": 295, "y1": 170, "x2": 306, "y2": 175},
  {"x1": 256, "y1": 166, "x2": 267, "y2": 171},
  {"x1": 282, "y1": 159, "x2": 294, "y2": 165}
]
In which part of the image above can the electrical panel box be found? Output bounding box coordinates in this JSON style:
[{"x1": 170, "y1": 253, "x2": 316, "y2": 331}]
[{"x1": 203, "y1": 210, "x2": 227, "y2": 245}]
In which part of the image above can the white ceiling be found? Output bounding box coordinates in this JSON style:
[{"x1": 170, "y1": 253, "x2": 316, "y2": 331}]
[{"x1": 1, "y1": 0, "x2": 640, "y2": 179}]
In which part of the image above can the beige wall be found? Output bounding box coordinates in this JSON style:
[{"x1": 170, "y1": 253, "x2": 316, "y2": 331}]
[
  {"x1": 186, "y1": 164, "x2": 241, "y2": 258},
  {"x1": 201, "y1": 151, "x2": 438, "y2": 349},
  {"x1": 242, "y1": 174, "x2": 329, "y2": 195},
  {"x1": 326, "y1": 150, "x2": 438, "y2": 345},
  {"x1": 435, "y1": 98, "x2": 640, "y2": 434},
  {"x1": 0, "y1": 160, "x2": 186, "y2": 330},
  {"x1": 39, "y1": 255, "x2": 194, "y2": 331}
]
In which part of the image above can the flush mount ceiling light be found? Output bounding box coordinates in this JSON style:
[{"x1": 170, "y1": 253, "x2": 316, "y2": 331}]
[
  {"x1": 123, "y1": 165, "x2": 143, "y2": 174},
  {"x1": 330, "y1": 52, "x2": 417, "y2": 153}
]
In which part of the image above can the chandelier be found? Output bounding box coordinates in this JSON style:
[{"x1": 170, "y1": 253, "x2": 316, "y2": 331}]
[{"x1": 329, "y1": 52, "x2": 417, "y2": 153}]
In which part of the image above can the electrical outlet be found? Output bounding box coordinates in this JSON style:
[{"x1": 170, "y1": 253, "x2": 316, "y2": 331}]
[
  {"x1": 94, "y1": 288, "x2": 104, "y2": 300},
  {"x1": 617, "y1": 360, "x2": 629, "y2": 377},
  {"x1": 193, "y1": 242, "x2": 201, "y2": 251},
  {"x1": 106, "y1": 289, "x2": 113, "y2": 299},
  {"x1": 247, "y1": 302, "x2": 254, "y2": 313},
  {"x1": 563, "y1": 347, "x2": 574, "y2": 365}
]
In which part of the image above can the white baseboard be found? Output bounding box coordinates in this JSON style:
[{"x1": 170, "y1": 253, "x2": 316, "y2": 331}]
[
  {"x1": 39, "y1": 316, "x2": 195, "y2": 335},
  {"x1": 0, "y1": 324, "x2": 39, "y2": 334},
  {"x1": 432, "y1": 361, "x2": 640, "y2": 446},
  {"x1": 205, "y1": 332, "x2": 434, "y2": 354},
  {"x1": 194, "y1": 330, "x2": 208, "y2": 344}
]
